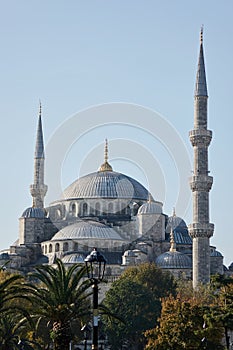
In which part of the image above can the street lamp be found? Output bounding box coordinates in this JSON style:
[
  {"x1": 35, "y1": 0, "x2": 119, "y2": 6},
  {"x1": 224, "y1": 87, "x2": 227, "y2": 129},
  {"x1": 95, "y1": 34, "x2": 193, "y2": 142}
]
[{"x1": 85, "y1": 248, "x2": 106, "y2": 350}]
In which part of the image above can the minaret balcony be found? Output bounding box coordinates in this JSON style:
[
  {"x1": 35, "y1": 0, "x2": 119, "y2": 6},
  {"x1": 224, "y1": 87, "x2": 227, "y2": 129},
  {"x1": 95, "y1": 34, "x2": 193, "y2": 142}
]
[
  {"x1": 189, "y1": 175, "x2": 213, "y2": 192},
  {"x1": 30, "y1": 184, "x2": 48, "y2": 198},
  {"x1": 189, "y1": 129, "x2": 212, "y2": 146},
  {"x1": 188, "y1": 222, "x2": 214, "y2": 238}
]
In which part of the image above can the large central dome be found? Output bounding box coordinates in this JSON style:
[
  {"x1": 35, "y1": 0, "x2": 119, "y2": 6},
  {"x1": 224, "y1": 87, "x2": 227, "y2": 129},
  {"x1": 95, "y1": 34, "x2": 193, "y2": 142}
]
[{"x1": 62, "y1": 170, "x2": 150, "y2": 200}]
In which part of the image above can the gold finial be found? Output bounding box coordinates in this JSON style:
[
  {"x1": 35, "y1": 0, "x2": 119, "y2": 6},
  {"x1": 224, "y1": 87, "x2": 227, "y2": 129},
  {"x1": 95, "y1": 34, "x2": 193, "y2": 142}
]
[
  {"x1": 172, "y1": 207, "x2": 176, "y2": 217},
  {"x1": 98, "y1": 139, "x2": 113, "y2": 172},
  {"x1": 200, "y1": 25, "x2": 204, "y2": 44},
  {"x1": 170, "y1": 228, "x2": 176, "y2": 252},
  {"x1": 148, "y1": 193, "x2": 152, "y2": 203},
  {"x1": 104, "y1": 138, "x2": 108, "y2": 163}
]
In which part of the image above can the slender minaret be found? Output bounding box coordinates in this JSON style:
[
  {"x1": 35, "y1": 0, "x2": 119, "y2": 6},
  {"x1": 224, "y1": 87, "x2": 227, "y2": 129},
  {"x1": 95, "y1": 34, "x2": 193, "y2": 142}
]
[
  {"x1": 30, "y1": 103, "x2": 47, "y2": 208},
  {"x1": 189, "y1": 28, "x2": 214, "y2": 288}
]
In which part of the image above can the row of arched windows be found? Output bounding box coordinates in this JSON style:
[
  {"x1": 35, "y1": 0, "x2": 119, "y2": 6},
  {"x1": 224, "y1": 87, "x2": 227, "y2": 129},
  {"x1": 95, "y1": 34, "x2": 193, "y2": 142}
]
[
  {"x1": 69, "y1": 201, "x2": 130, "y2": 217},
  {"x1": 42, "y1": 241, "x2": 85, "y2": 254}
]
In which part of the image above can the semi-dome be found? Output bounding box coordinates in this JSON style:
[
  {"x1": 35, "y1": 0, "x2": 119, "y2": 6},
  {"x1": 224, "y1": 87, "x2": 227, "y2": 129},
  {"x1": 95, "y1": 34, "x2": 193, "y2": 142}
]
[
  {"x1": 61, "y1": 171, "x2": 150, "y2": 201},
  {"x1": 52, "y1": 220, "x2": 124, "y2": 241},
  {"x1": 21, "y1": 207, "x2": 45, "y2": 218},
  {"x1": 156, "y1": 251, "x2": 192, "y2": 269},
  {"x1": 138, "y1": 201, "x2": 162, "y2": 215},
  {"x1": 62, "y1": 253, "x2": 85, "y2": 264}
]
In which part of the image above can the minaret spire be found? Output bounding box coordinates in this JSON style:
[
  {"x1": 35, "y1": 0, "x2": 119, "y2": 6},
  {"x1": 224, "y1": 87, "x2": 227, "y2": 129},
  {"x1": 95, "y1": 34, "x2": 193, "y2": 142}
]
[
  {"x1": 189, "y1": 30, "x2": 214, "y2": 288},
  {"x1": 30, "y1": 103, "x2": 47, "y2": 208},
  {"x1": 195, "y1": 26, "x2": 208, "y2": 99}
]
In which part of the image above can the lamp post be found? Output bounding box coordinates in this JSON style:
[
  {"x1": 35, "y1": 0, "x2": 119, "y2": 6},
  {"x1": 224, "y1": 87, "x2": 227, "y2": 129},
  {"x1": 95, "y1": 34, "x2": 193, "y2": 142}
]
[{"x1": 85, "y1": 248, "x2": 106, "y2": 350}]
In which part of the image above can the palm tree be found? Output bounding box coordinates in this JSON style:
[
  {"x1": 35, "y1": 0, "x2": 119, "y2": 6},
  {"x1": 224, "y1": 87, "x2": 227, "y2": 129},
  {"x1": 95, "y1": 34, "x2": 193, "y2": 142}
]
[
  {"x1": 0, "y1": 313, "x2": 41, "y2": 350},
  {"x1": 28, "y1": 259, "x2": 92, "y2": 350},
  {"x1": 0, "y1": 272, "x2": 30, "y2": 315}
]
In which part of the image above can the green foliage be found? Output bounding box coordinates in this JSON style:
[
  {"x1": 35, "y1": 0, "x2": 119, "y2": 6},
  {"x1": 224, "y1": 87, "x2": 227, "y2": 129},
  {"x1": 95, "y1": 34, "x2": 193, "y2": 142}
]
[
  {"x1": 0, "y1": 313, "x2": 40, "y2": 350},
  {"x1": 102, "y1": 263, "x2": 176, "y2": 350},
  {"x1": 27, "y1": 259, "x2": 92, "y2": 350},
  {"x1": 145, "y1": 293, "x2": 224, "y2": 350},
  {"x1": 122, "y1": 262, "x2": 177, "y2": 298}
]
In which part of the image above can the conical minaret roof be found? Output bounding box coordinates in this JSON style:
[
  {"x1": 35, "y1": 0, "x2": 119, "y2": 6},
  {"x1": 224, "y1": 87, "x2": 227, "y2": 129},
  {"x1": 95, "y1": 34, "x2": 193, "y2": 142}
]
[
  {"x1": 35, "y1": 102, "x2": 45, "y2": 159},
  {"x1": 195, "y1": 27, "x2": 208, "y2": 97}
]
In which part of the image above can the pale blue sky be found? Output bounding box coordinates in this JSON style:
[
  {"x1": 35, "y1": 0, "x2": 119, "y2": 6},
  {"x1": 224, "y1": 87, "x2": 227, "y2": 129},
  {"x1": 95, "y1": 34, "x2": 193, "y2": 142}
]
[{"x1": 1, "y1": 1, "x2": 233, "y2": 266}]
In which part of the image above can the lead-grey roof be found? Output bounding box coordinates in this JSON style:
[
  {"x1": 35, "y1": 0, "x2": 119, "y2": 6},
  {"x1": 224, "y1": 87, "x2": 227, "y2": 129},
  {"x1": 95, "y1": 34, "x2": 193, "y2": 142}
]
[
  {"x1": 156, "y1": 251, "x2": 192, "y2": 269},
  {"x1": 210, "y1": 250, "x2": 223, "y2": 257},
  {"x1": 21, "y1": 207, "x2": 45, "y2": 218},
  {"x1": 195, "y1": 43, "x2": 208, "y2": 97},
  {"x1": 35, "y1": 114, "x2": 45, "y2": 159},
  {"x1": 138, "y1": 201, "x2": 162, "y2": 215},
  {"x1": 62, "y1": 171, "x2": 150, "y2": 200},
  {"x1": 52, "y1": 220, "x2": 125, "y2": 241},
  {"x1": 62, "y1": 253, "x2": 85, "y2": 264},
  {"x1": 173, "y1": 231, "x2": 192, "y2": 245}
]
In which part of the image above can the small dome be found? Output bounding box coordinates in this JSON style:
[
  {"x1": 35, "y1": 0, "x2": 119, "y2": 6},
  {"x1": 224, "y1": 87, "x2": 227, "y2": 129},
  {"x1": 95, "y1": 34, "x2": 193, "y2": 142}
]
[
  {"x1": 156, "y1": 251, "x2": 192, "y2": 269},
  {"x1": 138, "y1": 201, "x2": 162, "y2": 215},
  {"x1": 21, "y1": 207, "x2": 45, "y2": 218},
  {"x1": 62, "y1": 253, "x2": 85, "y2": 264},
  {"x1": 210, "y1": 250, "x2": 223, "y2": 257},
  {"x1": 52, "y1": 220, "x2": 124, "y2": 241},
  {"x1": 166, "y1": 214, "x2": 187, "y2": 232}
]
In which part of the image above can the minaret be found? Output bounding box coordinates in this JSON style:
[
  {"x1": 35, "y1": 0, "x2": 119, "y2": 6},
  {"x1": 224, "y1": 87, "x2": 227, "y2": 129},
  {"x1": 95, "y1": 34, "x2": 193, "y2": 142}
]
[
  {"x1": 30, "y1": 103, "x2": 47, "y2": 208},
  {"x1": 189, "y1": 28, "x2": 214, "y2": 288}
]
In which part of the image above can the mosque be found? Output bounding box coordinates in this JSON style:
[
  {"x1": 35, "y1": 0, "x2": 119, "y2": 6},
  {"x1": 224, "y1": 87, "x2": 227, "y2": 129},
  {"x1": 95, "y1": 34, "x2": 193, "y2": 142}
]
[{"x1": 0, "y1": 31, "x2": 226, "y2": 284}]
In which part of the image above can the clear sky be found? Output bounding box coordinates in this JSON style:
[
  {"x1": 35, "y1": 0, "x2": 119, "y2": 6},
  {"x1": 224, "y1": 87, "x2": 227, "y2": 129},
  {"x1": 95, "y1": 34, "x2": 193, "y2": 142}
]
[{"x1": 1, "y1": 1, "x2": 233, "y2": 266}]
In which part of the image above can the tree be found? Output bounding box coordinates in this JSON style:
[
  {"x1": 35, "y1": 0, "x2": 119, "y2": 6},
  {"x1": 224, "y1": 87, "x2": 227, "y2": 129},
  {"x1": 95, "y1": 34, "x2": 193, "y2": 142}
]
[
  {"x1": 145, "y1": 294, "x2": 224, "y2": 350},
  {"x1": 103, "y1": 278, "x2": 160, "y2": 350},
  {"x1": 0, "y1": 271, "x2": 31, "y2": 317},
  {"x1": 28, "y1": 259, "x2": 91, "y2": 350},
  {"x1": 0, "y1": 313, "x2": 41, "y2": 350},
  {"x1": 102, "y1": 263, "x2": 176, "y2": 350},
  {"x1": 122, "y1": 262, "x2": 176, "y2": 298},
  {"x1": 211, "y1": 282, "x2": 233, "y2": 349}
]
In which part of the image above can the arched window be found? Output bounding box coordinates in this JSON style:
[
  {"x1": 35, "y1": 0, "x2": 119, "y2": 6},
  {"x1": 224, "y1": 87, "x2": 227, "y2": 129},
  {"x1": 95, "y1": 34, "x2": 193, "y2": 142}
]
[
  {"x1": 108, "y1": 202, "x2": 113, "y2": 214},
  {"x1": 74, "y1": 242, "x2": 78, "y2": 251},
  {"x1": 57, "y1": 209, "x2": 62, "y2": 220},
  {"x1": 49, "y1": 244, "x2": 52, "y2": 253},
  {"x1": 71, "y1": 203, "x2": 76, "y2": 217},
  {"x1": 45, "y1": 245, "x2": 47, "y2": 254},
  {"x1": 82, "y1": 203, "x2": 88, "y2": 216},
  {"x1": 55, "y1": 243, "x2": 60, "y2": 252},
  {"x1": 95, "y1": 202, "x2": 101, "y2": 215},
  {"x1": 63, "y1": 242, "x2": 68, "y2": 252}
]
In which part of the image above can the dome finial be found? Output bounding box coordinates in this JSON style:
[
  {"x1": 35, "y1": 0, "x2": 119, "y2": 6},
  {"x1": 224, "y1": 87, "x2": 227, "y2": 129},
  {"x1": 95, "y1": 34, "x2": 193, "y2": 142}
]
[
  {"x1": 172, "y1": 207, "x2": 176, "y2": 217},
  {"x1": 104, "y1": 138, "x2": 108, "y2": 163},
  {"x1": 169, "y1": 228, "x2": 176, "y2": 252},
  {"x1": 148, "y1": 193, "x2": 153, "y2": 203},
  {"x1": 98, "y1": 139, "x2": 113, "y2": 172}
]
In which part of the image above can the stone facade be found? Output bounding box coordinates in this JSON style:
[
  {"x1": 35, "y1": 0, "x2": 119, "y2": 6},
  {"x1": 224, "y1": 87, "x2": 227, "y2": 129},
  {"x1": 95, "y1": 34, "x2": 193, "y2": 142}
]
[{"x1": 0, "y1": 31, "x2": 227, "y2": 283}]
